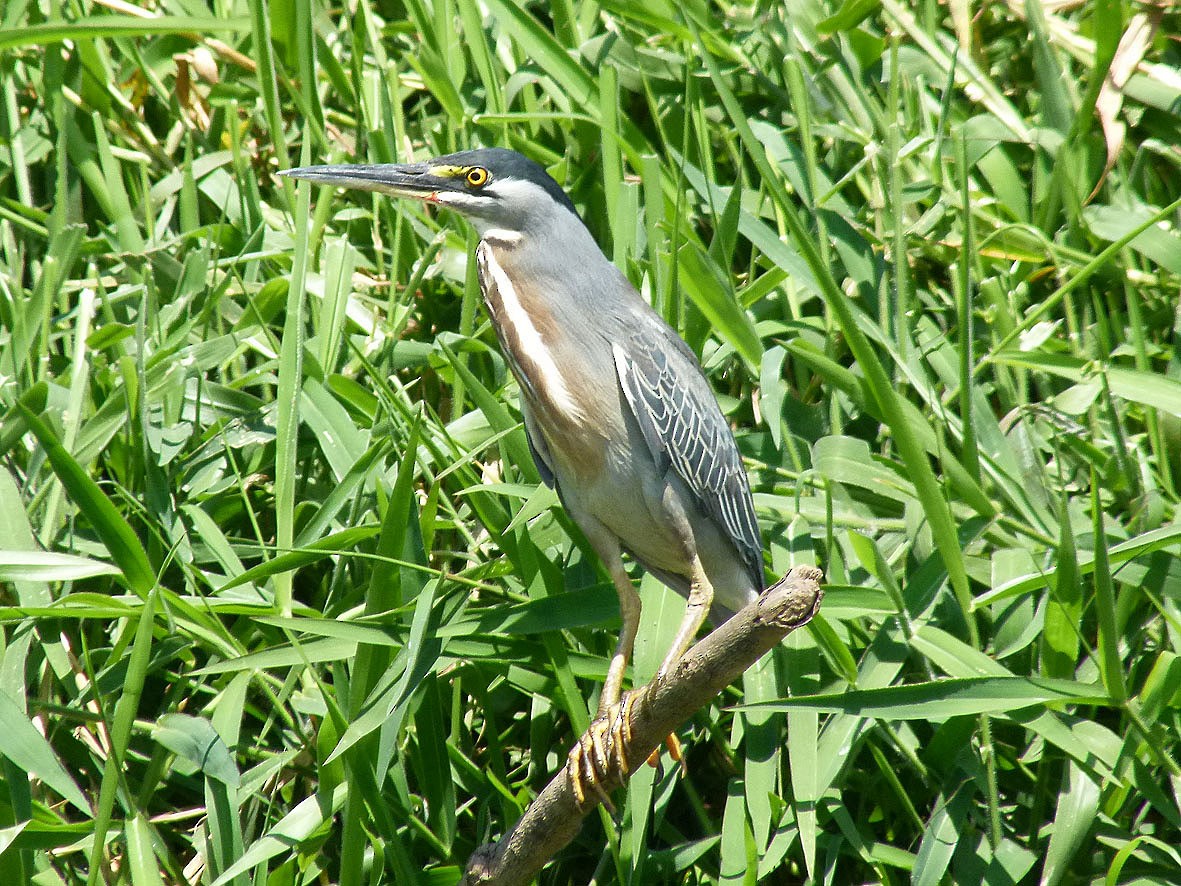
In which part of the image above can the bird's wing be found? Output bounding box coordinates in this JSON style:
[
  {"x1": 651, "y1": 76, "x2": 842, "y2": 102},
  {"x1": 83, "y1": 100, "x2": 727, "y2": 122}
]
[
  {"x1": 519, "y1": 401, "x2": 556, "y2": 488},
  {"x1": 612, "y1": 326, "x2": 763, "y2": 590}
]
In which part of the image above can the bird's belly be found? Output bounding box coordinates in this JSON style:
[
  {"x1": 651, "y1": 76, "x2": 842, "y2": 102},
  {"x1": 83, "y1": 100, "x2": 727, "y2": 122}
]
[
  {"x1": 544, "y1": 431, "x2": 755, "y2": 610},
  {"x1": 588, "y1": 459, "x2": 686, "y2": 566}
]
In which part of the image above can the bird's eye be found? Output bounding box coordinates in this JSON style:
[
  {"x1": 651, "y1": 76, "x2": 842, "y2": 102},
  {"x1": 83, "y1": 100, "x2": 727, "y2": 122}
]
[{"x1": 466, "y1": 167, "x2": 490, "y2": 187}]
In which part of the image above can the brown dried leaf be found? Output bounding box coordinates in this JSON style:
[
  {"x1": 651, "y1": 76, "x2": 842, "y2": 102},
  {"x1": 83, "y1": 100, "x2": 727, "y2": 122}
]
[{"x1": 1092, "y1": 10, "x2": 1160, "y2": 199}]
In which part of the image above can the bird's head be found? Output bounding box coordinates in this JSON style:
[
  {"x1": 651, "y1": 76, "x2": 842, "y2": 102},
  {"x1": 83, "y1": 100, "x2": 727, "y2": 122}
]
[{"x1": 280, "y1": 147, "x2": 580, "y2": 240}]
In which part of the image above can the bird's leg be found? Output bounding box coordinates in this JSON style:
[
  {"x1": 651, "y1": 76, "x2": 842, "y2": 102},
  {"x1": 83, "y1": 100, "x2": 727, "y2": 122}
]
[
  {"x1": 567, "y1": 552, "x2": 642, "y2": 811},
  {"x1": 599, "y1": 560, "x2": 641, "y2": 717},
  {"x1": 634, "y1": 558, "x2": 715, "y2": 772},
  {"x1": 655, "y1": 556, "x2": 714, "y2": 684}
]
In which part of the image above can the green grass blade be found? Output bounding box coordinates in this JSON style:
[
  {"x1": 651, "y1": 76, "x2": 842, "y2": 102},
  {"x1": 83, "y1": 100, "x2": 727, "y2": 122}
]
[
  {"x1": 16, "y1": 404, "x2": 155, "y2": 595},
  {"x1": 744, "y1": 676, "x2": 1110, "y2": 718}
]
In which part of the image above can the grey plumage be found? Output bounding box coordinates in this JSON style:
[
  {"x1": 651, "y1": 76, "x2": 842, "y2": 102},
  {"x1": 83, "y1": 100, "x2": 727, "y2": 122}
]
[
  {"x1": 472, "y1": 224, "x2": 762, "y2": 620},
  {"x1": 612, "y1": 324, "x2": 763, "y2": 597},
  {"x1": 281, "y1": 149, "x2": 765, "y2": 794}
]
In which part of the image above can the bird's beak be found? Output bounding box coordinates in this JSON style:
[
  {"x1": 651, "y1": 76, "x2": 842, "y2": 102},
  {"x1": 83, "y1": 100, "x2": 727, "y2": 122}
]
[{"x1": 279, "y1": 163, "x2": 465, "y2": 202}]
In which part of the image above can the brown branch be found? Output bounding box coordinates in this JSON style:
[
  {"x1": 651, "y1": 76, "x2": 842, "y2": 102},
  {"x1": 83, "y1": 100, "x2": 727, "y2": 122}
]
[{"x1": 462, "y1": 565, "x2": 825, "y2": 886}]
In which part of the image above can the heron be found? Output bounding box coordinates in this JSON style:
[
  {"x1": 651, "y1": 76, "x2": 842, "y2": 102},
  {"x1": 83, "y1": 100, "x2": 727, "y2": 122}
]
[{"x1": 281, "y1": 148, "x2": 763, "y2": 806}]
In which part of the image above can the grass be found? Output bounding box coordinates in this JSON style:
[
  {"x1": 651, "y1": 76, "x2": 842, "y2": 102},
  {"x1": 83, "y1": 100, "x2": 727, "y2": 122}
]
[{"x1": 2, "y1": 0, "x2": 1181, "y2": 883}]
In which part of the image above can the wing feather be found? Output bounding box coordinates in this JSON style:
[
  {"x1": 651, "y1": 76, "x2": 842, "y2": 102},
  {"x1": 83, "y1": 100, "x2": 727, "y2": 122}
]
[
  {"x1": 520, "y1": 401, "x2": 556, "y2": 489},
  {"x1": 612, "y1": 328, "x2": 763, "y2": 591}
]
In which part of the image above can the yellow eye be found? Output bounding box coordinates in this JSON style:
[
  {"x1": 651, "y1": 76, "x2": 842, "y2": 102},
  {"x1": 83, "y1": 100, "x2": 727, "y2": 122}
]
[{"x1": 466, "y1": 167, "x2": 489, "y2": 187}]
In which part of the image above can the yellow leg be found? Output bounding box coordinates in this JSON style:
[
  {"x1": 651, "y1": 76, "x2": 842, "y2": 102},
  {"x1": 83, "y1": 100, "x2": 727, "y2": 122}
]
[
  {"x1": 567, "y1": 538, "x2": 644, "y2": 810},
  {"x1": 599, "y1": 558, "x2": 642, "y2": 717},
  {"x1": 569, "y1": 555, "x2": 710, "y2": 806},
  {"x1": 635, "y1": 558, "x2": 712, "y2": 776},
  {"x1": 656, "y1": 556, "x2": 714, "y2": 683}
]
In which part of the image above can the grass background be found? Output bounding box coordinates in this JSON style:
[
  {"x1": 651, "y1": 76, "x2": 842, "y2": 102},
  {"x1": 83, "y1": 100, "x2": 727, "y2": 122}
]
[{"x1": 2, "y1": 0, "x2": 1181, "y2": 882}]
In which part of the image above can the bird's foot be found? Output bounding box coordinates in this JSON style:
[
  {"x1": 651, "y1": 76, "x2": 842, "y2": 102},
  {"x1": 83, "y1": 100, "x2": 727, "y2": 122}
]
[
  {"x1": 646, "y1": 731, "x2": 687, "y2": 774},
  {"x1": 567, "y1": 691, "x2": 638, "y2": 814},
  {"x1": 640, "y1": 667, "x2": 688, "y2": 774}
]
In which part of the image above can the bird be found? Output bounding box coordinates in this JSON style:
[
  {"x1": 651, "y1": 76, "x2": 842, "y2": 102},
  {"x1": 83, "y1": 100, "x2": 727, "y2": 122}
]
[{"x1": 281, "y1": 148, "x2": 764, "y2": 805}]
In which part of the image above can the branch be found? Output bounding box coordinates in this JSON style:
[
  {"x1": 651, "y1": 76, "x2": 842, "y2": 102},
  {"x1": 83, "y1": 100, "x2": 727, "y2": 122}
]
[{"x1": 462, "y1": 565, "x2": 825, "y2": 886}]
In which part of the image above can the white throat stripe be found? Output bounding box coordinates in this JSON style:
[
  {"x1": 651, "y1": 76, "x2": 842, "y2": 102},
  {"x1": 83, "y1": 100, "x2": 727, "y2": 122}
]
[{"x1": 477, "y1": 242, "x2": 581, "y2": 421}]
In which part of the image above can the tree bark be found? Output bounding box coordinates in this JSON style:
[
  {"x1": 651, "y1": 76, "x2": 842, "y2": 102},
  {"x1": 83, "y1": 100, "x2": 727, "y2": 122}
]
[{"x1": 462, "y1": 565, "x2": 825, "y2": 886}]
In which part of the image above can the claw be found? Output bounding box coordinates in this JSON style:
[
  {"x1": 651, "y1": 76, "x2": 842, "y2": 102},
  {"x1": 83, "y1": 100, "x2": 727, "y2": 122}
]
[
  {"x1": 568, "y1": 737, "x2": 616, "y2": 814},
  {"x1": 565, "y1": 691, "x2": 642, "y2": 813},
  {"x1": 588, "y1": 718, "x2": 611, "y2": 776},
  {"x1": 645, "y1": 731, "x2": 686, "y2": 773},
  {"x1": 568, "y1": 742, "x2": 586, "y2": 806},
  {"x1": 666, "y1": 731, "x2": 686, "y2": 773},
  {"x1": 613, "y1": 693, "x2": 636, "y2": 775}
]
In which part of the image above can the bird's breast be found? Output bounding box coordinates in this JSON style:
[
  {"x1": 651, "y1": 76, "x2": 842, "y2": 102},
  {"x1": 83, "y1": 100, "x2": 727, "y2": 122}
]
[{"x1": 476, "y1": 241, "x2": 614, "y2": 477}]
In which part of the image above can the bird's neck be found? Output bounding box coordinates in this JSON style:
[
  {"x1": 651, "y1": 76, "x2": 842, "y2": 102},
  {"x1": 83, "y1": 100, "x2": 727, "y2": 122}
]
[{"x1": 478, "y1": 227, "x2": 524, "y2": 247}]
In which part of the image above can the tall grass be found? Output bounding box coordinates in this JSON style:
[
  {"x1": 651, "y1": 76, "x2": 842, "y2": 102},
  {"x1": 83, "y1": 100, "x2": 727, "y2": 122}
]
[{"x1": 2, "y1": 0, "x2": 1180, "y2": 883}]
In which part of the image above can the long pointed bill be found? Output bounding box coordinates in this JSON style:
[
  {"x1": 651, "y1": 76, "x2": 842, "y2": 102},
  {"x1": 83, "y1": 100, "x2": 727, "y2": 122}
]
[{"x1": 279, "y1": 163, "x2": 465, "y2": 201}]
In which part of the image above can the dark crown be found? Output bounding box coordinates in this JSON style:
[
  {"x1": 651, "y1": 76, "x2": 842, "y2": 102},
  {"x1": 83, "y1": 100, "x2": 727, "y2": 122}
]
[{"x1": 429, "y1": 148, "x2": 577, "y2": 214}]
